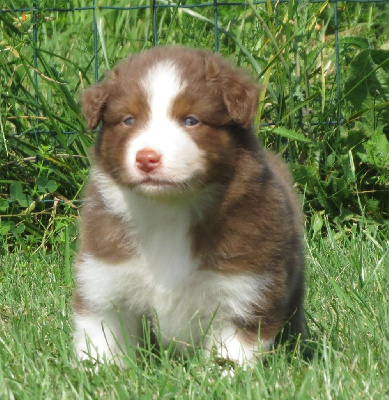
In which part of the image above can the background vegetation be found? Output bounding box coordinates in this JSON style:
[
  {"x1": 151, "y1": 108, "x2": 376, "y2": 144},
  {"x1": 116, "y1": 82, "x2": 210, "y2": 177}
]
[
  {"x1": 0, "y1": 1, "x2": 388, "y2": 398},
  {"x1": 1, "y1": 0, "x2": 388, "y2": 247}
]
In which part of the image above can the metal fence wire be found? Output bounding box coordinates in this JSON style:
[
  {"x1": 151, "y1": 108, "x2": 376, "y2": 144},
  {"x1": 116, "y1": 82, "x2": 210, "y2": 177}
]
[
  {"x1": 1, "y1": 0, "x2": 388, "y2": 138},
  {"x1": 0, "y1": 0, "x2": 388, "y2": 227}
]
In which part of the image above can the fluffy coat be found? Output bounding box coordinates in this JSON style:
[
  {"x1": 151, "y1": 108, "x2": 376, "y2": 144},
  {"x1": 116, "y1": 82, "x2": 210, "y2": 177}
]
[{"x1": 74, "y1": 46, "x2": 306, "y2": 365}]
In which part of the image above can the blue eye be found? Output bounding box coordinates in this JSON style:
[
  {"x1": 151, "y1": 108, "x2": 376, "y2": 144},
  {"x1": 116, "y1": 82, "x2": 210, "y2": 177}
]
[
  {"x1": 183, "y1": 116, "x2": 199, "y2": 127},
  {"x1": 123, "y1": 115, "x2": 135, "y2": 126}
]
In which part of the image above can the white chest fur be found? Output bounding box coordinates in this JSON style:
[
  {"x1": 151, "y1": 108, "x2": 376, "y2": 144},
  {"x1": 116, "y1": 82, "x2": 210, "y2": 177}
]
[
  {"x1": 124, "y1": 193, "x2": 200, "y2": 289},
  {"x1": 75, "y1": 169, "x2": 272, "y2": 362},
  {"x1": 76, "y1": 251, "x2": 267, "y2": 354},
  {"x1": 77, "y1": 169, "x2": 212, "y2": 345},
  {"x1": 90, "y1": 167, "x2": 207, "y2": 287}
]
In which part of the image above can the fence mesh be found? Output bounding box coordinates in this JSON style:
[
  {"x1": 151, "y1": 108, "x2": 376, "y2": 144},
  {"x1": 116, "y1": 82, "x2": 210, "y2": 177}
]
[
  {"x1": 0, "y1": 0, "x2": 388, "y2": 231},
  {"x1": 2, "y1": 0, "x2": 388, "y2": 137}
]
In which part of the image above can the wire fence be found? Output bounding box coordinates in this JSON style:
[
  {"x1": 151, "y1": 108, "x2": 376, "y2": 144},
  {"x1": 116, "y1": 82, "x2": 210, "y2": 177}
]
[
  {"x1": 2, "y1": 0, "x2": 388, "y2": 138},
  {"x1": 0, "y1": 0, "x2": 388, "y2": 223}
]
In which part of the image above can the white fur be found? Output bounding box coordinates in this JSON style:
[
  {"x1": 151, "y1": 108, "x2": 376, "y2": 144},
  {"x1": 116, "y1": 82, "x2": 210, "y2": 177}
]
[
  {"x1": 125, "y1": 62, "x2": 205, "y2": 194},
  {"x1": 75, "y1": 251, "x2": 273, "y2": 363},
  {"x1": 74, "y1": 313, "x2": 126, "y2": 362},
  {"x1": 205, "y1": 325, "x2": 274, "y2": 366},
  {"x1": 75, "y1": 171, "x2": 274, "y2": 363},
  {"x1": 75, "y1": 62, "x2": 275, "y2": 366},
  {"x1": 90, "y1": 167, "x2": 129, "y2": 218}
]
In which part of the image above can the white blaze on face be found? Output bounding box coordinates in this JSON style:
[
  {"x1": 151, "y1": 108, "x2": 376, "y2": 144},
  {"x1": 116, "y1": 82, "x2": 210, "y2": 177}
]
[{"x1": 126, "y1": 62, "x2": 205, "y2": 187}]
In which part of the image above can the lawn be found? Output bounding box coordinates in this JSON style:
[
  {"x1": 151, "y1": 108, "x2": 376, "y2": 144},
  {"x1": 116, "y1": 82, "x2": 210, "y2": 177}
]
[
  {"x1": 0, "y1": 223, "x2": 387, "y2": 399},
  {"x1": 1, "y1": 0, "x2": 389, "y2": 398}
]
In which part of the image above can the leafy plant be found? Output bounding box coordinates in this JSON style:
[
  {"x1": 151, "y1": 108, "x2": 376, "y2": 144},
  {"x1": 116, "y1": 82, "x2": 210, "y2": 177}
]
[{"x1": 1, "y1": 0, "x2": 389, "y2": 246}]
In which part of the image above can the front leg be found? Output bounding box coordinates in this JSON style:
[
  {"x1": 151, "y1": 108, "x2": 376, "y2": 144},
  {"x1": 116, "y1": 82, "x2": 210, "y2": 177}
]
[
  {"x1": 74, "y1": 309, "x2": 142, "y2": 365},
  {"x1": 205, "y1": 323, "x2": 274, "y2": 366}
]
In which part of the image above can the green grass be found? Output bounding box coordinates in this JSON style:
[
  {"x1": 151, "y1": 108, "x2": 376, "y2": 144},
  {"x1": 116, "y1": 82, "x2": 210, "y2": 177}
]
[
  {"x1": 0, "y1": 2, "x2": 388, "y2": 397},
  {"x1": 1, "y1": 0, "x2": 389, "y2": 240},
  {"x1": 0, "y1": 223, "x2": 387, "y2": 399}
]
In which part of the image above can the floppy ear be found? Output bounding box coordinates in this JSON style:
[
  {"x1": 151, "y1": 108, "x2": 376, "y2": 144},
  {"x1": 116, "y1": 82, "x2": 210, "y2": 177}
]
[
  {"x1": 205, "y1": 53, "x2": 260, "y2": 129},
  {"x1": 81, "y1": 82, "x2": 110, "y2": 131},
  {"x1": 222, "y1": 71, "x2": 260, "y2": 129}
]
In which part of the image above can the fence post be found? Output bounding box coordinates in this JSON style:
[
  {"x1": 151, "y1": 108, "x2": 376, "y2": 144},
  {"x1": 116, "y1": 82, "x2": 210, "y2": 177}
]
[
  {"x1": 93, "y1": 0, "x2": 99, "y2": 82},
  {"x1": 152, "y1": 0, "x2": 158, "y2": 46},
  {"x1": 32, "y1": 0, "x2": 39, "y2": 141},
  {"x1": 333, "y1": 0, "x2": 343, "y2": 127},
  {"x1": 213, "y1": 0, "x2": 219, "y2": 52}
]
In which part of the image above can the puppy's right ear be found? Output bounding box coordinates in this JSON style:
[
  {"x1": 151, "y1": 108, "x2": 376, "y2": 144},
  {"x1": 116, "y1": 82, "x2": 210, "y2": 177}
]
[{"x1": 81, "y1": 81, "x2": 110, "y2": 131}]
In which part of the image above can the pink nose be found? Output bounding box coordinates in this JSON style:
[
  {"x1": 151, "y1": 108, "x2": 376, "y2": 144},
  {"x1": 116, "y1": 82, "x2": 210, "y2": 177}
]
[{"x1": 135, "y1": 148, "x2": 162, "y2": 173}]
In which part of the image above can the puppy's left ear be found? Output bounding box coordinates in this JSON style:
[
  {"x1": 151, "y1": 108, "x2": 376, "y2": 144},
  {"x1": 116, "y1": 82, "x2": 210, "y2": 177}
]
[
  {"x1": 222, "y1": 71, "x2": 260, "y2": 129},
  {"x1": 205, "y1": 53, "x2": 260, "y2": 129}
]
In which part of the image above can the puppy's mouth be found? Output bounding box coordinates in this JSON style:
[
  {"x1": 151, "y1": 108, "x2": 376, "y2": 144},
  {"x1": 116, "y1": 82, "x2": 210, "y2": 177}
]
[
  {"x1": 131, "y1": 174, "x2": 200, "y2": 199},
  {"x1": 132, "y1": 175, "x2": 183, "y2": 196},
  {"x1": 138, "y1": 176, "x2": 176, "y2": 186}
]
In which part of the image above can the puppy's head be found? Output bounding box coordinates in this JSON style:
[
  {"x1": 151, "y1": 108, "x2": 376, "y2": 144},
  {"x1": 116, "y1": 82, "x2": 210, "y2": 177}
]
[{"x1": 81, "y1": 46, "x2": 260, "y2": 198}]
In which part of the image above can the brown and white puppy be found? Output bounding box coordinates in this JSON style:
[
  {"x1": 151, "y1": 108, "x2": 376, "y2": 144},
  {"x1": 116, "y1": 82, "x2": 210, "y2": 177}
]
[{"x1": 74, "y1": 46, "x2": 306, "y2": 365}]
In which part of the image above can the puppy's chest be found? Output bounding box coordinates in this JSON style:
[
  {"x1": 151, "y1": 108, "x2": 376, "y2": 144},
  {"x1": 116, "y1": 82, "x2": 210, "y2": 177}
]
[
  {"x1": 107, "y1": 243, "x2": 220, "y2": 331},
  {"x1": 80, "y1": 198, "x2": 265, "y2": 342},
  {"x1": 120, "y1": 258, "x2": 222, "y2": 347},
  {"x1": 130, "y1": 203, "x2": 201, "y2": 285},
  {"x1": 114, "y1": 201, "x2": 213, "y2": 307},
  {"x1": 84, "y1": 182, "x2": 227, "y2": 320}
]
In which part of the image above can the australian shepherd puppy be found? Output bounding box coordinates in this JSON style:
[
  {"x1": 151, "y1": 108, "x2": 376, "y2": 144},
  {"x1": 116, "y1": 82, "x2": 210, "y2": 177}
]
[{"x1": 74, "y1": 46, "x2": 306, "y2": 366}]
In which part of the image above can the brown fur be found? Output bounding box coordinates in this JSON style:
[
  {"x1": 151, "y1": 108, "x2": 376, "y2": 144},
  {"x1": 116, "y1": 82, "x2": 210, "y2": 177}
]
[
  {"x1": 78, "y1": 46, "x2": 306, "y2": 350},
  {"x1": 78, "y1": 181, "x2": 136, "y2": 263},
  {"x1": 73, "y1": 285, "x2": 90, "y2": 315},
  {"x1": 190, "y1": 147, "x2": 305, "y2": 341}
]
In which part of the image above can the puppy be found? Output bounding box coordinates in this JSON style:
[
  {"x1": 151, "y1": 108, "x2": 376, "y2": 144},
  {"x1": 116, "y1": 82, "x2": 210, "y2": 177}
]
[{"x1": 74, "y1": 46, "x2": 306, "y2": 366}]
